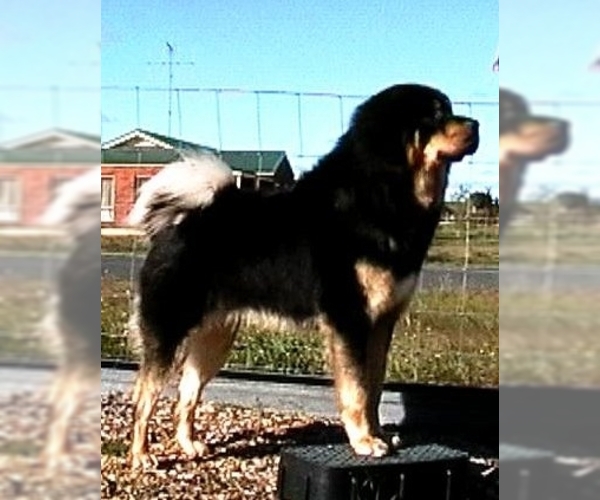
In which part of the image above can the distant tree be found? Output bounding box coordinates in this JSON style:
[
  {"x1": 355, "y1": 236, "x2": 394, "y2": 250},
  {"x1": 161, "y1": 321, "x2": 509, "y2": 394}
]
[
  {"x1": 470, "y1": 188, "x2": 494, "y2": 212},
  {"x1": 491, "y1": 196, "x2": 500, "y2": 217},
  {"x1": 555, "y1": 191, "x2": 589, "y2": 211},
  {"x1": 453, "y1": 184, "x2": 471, "y2": 203}
]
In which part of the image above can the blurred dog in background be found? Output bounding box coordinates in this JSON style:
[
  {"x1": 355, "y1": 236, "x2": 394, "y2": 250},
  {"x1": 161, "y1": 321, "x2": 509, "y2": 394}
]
[
  {"x1": 37, "y1": 166, "x2": 100, "y2": 471},
  {"x1": 499, "y1": 89, "x2": 570, "y2": 238}
]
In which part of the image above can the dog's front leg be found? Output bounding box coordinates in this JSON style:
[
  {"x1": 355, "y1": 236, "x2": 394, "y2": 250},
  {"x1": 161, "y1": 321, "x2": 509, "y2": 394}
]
[
  {"x1": 327, "y1": 325, "x2": 390, "y2": 457},
  {"x1": 365, "y1": 312, "x2": 399, "y2": 441}
]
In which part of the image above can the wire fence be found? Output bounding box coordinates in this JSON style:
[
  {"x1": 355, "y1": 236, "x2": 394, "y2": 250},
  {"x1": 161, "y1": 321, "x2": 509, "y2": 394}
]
[
  {"x1": 98, "y1": 212, "x2": 499, "y2": 387},
  {"x1": 98, "y1": 86, "x2": 499, "y2": 389},
  {"x1": 99, "y1": 85, "x2": 499, "y2": 193},
  {"x1": 5, "y1": 87, "x2": 598, "y2": 387},
  {"x1": 0, "y1": 84, "x2": 499, "y2": 387},
  {"x1": 500, "y1": 97, "x2": 600, "y2": 388}
]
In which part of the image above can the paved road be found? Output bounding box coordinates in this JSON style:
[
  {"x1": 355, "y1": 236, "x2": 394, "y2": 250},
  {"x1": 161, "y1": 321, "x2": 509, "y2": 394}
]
[
  {"x1": 3, "y1": 253, "x2": 600, "y2": 292},
  {"x1": 0, "y1": 253, "x2": 499, "y2": 291},
  {"x1": 0, "y1": 366, "x2": 405, "y2": 424}
]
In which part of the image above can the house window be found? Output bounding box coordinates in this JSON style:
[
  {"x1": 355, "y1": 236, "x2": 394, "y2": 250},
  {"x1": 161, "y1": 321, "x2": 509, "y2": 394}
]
[
  {"x1": 101, "y1": 177, "x2": 115, "y2": 222},
  {"x1": 135, "y1": 175, "x2": 151, "y2": 197},
  {"x1": 257, "y1": 178, "x2": 275, "y2": 193},
  {"x1": 0, "y1": 178, "x2": 20, "y2": 223},
  {"x1": 239, "y1": 175, "x2": 256, "y2": 191}
]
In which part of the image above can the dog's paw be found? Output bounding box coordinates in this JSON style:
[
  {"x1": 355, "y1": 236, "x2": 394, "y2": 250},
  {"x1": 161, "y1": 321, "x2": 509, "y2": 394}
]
[
  {"x1": 351, "y1": 436, "x2": 391, "y2": 457},
  {"x1": 178, "y1": 439, "x2": 210, "y2": 458},
  {"x1": 130, "y1": 452, "x2": 158, "y2": 472}
]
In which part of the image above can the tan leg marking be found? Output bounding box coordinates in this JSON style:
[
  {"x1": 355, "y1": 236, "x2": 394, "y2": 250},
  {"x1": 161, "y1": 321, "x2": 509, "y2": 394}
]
[
  {"x1": 354, "y1": 262, "x2": 417, "y2": 322},
  {"x1": 335, "y1": 263, "x2": 418, "y2": 454},
  {"x1": 175, "y1": 314, "x2": 239, "y2": 457},
  {"x1": 130, "y1": 365, "x2": 167, "y2": 471},
  {"x1": 327, "y1": 325, "x2": 390, "y2": 457},
  {"x1": 44, "y1": 366, "x2": 95, "y2": 471}
]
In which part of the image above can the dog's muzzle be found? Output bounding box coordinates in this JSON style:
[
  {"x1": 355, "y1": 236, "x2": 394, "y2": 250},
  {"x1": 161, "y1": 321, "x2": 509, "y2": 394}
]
[{"x1": 459, "y1": 117, "x2": 480, "y2": 155}]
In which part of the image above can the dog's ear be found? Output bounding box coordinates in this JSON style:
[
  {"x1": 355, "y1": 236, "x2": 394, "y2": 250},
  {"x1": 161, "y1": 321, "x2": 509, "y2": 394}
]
[
  {"x1": 500, "y1": 88, "x2": 529, "y2": 133},
  {"x1": 349, "y1": 91, "x2": 415, "y2": 165}
]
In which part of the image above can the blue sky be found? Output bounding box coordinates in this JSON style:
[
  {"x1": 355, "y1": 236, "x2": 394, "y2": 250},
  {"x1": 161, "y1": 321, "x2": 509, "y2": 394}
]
[
  {"x1": 2, "y1": 1, "x2": 598, "y2": 198},
  {"x1": 100, "y1": 0, "x2": 499, "y2": 196},
  {"x1": 0, "y1": 0, "x2": 100, "y2": 140},
  {"x1": 2, "y1": 0, "x2": 499, "y2": 196},
  {"x1": 501, "y1": 0, "x2": 600, "y2": 199}
]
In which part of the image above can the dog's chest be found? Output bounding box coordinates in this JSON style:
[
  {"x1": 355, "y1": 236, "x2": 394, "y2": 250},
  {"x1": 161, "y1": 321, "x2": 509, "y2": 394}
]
[{"x1": 354, "y1": 261, "x2": 417, "y2": 320}]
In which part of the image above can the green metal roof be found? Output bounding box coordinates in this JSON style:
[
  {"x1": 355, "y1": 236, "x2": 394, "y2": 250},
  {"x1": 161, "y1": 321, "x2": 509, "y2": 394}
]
[
  {"x1": 101, "y1": 129, "x2": 294, "y2": 176},
  {"x1": 220, "y1": 151, "x2": 288, "y2": 174},
  {"x1": 0, "y1": 149, "x2": 100, "y2": 163},
  {"x1": 102, "y1": 148, "x2": 290, "y2": 174},
  {"x1": 135, "y1": 128, "x2": 217, "y2": 152},
  {"x1": 102, "y1": 148, "x2": 183, "y2": 165}
]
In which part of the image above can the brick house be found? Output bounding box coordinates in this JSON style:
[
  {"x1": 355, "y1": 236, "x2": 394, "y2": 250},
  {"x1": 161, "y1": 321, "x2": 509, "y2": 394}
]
[
  {"x1": 101, "y1": 129, "x2": 295, "y2": 227},
  {"x1": 0, "y1": 128, "x2": 99, "y2": 225}
]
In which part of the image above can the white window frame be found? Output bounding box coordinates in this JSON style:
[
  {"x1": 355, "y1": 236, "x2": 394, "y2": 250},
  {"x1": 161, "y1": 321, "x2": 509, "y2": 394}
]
[
  {"x1": 0, "y1": 177, "x2": 20, "y2": 223},
  {"x1": 101, "y1": 176, "x2": 115, "y2": 222}
]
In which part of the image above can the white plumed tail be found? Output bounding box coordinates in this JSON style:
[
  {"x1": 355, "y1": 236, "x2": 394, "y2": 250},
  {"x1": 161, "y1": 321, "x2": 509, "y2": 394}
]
[{"x1": 127, "y1": 153, "x2": 235, "y2": 238}]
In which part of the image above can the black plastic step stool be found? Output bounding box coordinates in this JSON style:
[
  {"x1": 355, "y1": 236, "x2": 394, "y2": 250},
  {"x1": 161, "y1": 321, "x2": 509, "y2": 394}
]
[{"x1": 277, "y1": 443, "x2": 468, "y2": 500}]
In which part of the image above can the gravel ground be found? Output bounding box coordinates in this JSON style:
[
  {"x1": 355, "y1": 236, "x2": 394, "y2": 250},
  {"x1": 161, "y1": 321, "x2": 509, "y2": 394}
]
[
  {"x1": 0, "y1": 391, "x2": 99, "y2": 500},
  {"x1": 0, "y1": 370, "x2": 499, "y2": 499},
  {"x1": 99, "y1": 392, "x2": 498, "y2": 499},
  {"x1": 101, "y1": 391, "x2": 345, "y2": 499}
]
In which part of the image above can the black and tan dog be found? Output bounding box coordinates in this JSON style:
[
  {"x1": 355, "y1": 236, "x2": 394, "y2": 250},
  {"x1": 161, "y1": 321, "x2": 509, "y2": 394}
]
[
  {"x1": 127, "y1": 83, "x2": 479, "y2": 470},
  {"x1": 500, "y1": 88, "x2": 570, "y2": 237}
]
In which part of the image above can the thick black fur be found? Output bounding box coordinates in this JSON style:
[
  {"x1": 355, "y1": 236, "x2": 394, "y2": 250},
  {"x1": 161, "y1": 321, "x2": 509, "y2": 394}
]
[
  {"x1": 138, "y1": 84, "x2": 476, "y2": 370},
  {"x1": 140, "y1": 85, "x2": 472, "y2": 369}
]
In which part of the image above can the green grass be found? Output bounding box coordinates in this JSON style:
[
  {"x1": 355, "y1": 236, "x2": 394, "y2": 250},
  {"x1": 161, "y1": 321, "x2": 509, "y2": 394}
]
[
  {"x1": 0, "y1": 218, "x2": 499, "y2": 267},
  {"x1": 428, "y1": 222, "x2": 498, "y2": 267},
  {"x1": 101, "y1": 277, "x2": 498, "y2": 386},
  {"x1": 501, "y1": 291, "x2": 600, "y2": 387},
  {"x1": 0, "y1": 280, "x2": 50, "y2": 361},
  {"x1": 0, "y1": 235, "x2": 70, "y2": 253},
  {"x1": 502, "y1": 212, "x2": 600, "y2": 265}
]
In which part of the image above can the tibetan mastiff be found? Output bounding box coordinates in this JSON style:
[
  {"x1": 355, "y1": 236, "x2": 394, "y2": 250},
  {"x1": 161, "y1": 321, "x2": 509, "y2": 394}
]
[
  {"x1": 127, "y1": 83, "x2": 480, "y2": 470},
  {"x1": 500, "y1": 88, "x2": 570, "y2": 238}
]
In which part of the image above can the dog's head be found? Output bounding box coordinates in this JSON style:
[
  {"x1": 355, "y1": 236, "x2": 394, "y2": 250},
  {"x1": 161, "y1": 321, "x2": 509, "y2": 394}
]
[
  {"x1": 499, "y1": 88, "x2": 570, "y2": 236},
  {"x1": 351, "y1": 84, "x2": 480, "y2": 209},
  {"x1": 500, "y1": 89, "x2": 569, "y2": 165}
]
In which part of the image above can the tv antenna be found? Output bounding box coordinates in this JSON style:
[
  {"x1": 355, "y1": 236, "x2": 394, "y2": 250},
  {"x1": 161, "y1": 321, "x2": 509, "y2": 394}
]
[{"x1": 147, "y1": 42, "x2": 194, "y2": 136}]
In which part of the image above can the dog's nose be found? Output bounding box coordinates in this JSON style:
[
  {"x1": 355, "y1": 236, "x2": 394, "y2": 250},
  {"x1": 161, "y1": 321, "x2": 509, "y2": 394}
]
[
  {"x1": 553, "y1": 118, "x2": 569, "y2": 132},
  {"x1": 465, "y1": 118, "x2": 479, "y2": 131}
]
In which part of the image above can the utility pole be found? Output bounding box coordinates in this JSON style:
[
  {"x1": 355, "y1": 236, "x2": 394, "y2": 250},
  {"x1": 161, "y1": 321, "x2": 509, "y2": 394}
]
[{"x1": 147, "y1": 42, "x2": 194, "y2": 136}]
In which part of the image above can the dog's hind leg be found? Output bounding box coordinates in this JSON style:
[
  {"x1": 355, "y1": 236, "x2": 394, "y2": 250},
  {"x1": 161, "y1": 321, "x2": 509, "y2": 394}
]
[
  {"x1": 43, "y1": 364, "x2": 91, "y2": 471},
  {"x1": 130, "y1": 366, "x2": 165, "y2": 470},
  {"x1": 175, "y1": 313, "x2": 239, "y2": 457},
  {"x1": 130, "y1": 330, "x2": 180, "y2": 471}
]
